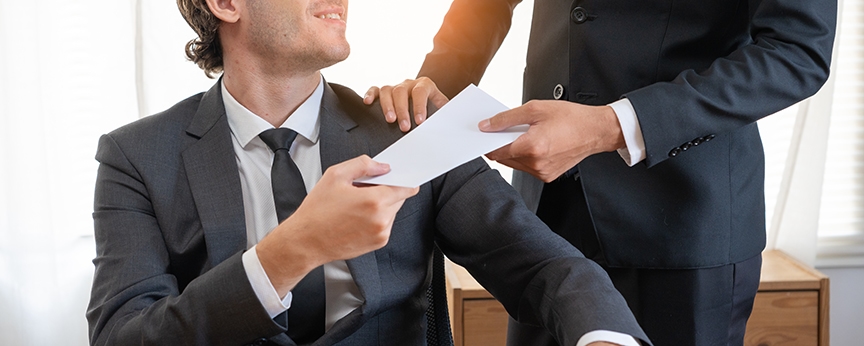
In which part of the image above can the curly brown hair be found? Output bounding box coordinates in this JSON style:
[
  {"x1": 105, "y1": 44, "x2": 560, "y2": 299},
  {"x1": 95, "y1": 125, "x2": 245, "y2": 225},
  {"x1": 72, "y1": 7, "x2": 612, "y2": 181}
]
[{"x1": 177, "y1": 0, "x2": 223, "y2": 78}]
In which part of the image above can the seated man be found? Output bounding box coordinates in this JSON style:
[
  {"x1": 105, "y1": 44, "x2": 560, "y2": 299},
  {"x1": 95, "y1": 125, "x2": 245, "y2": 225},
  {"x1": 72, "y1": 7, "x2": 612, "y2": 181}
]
[{"x1": 86, "y1": 0, "x2": 649, "y2": 345}]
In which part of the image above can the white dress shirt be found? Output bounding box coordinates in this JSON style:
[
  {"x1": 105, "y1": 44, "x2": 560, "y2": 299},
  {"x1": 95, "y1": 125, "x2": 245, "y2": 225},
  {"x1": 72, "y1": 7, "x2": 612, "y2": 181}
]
[
  {"x1": 224, "y1": 77, "x2": 638, "y2": 345},
  {"x1": 224, "y1": 78, "x2": 363, "y2": 331},
  {"x1": 610, "y1": 98, "x2": 646, "y2": 166}
]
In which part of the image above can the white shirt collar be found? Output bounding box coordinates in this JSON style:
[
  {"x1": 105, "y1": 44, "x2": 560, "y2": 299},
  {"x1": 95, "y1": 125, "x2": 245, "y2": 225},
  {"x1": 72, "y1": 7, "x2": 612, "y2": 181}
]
[{"x1": 222, "y1": 76, "x2": 323, "y2": 148}]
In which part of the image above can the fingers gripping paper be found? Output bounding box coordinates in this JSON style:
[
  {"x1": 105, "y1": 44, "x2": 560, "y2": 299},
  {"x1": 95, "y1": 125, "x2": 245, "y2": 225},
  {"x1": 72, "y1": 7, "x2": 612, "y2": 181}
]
[{"x1": 355, "y1": 85, "x2": 527, "y2": 187}]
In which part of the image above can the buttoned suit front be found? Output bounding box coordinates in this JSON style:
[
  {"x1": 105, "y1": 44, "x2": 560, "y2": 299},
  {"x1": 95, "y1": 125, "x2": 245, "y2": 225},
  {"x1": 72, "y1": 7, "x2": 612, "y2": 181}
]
[
  {"x1": 87, "y1": 81, "x2": 648, "y2": 346},
  {"x1": 418, "y1": 0, "x2": 836, "y2": 344}
]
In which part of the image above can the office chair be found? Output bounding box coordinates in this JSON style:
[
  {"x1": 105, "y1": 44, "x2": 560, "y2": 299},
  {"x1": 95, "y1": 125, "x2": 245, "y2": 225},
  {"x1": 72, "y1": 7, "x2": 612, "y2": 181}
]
[{"x1": 425, "y1": 244, "x2": 455, "y2": 346}]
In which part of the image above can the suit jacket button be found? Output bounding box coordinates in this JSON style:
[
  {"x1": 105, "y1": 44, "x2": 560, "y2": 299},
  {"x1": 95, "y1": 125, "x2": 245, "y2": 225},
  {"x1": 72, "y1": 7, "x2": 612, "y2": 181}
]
[
  {"x1": 572, "y1": 7, "x2": 588, "y2": 23},
  {"x1": 681, "y1": 142, "x2": 692, "y2": 151},
  {"x1": 553, "y1": 84, "x2": 565, "y2": 100},
  {"x1": 669, "y1": 148, "x2": 681, "y2": 157},
  {"x1": 705, "y1": 134, "x2": 716, "y2": 142}
]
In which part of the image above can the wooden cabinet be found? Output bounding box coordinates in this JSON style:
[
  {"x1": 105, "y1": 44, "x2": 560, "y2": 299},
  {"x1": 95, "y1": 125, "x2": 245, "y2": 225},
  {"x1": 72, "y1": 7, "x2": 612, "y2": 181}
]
[
  {"x1": 445, "y1": 250, "x2": 829, "y2": 346},
  {"x1": 744, "y1": 250, "x2": 829, "y2": 346}
]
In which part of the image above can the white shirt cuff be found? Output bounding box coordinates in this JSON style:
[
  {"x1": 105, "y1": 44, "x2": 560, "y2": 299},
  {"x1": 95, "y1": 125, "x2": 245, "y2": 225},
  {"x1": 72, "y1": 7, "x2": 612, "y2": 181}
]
[
  {"x1": 609, "y1": 98, "x2": 646, "y2": 166},
  {"x1": 577, "y1": 330, "x2": 641, "y2": 346},
  {"x1": 242, "y1": 245, "x2": 292, "y2": 318}
]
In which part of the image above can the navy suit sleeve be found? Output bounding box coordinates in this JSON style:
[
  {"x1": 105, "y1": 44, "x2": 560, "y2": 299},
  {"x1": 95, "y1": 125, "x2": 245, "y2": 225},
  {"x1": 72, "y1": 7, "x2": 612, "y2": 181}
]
[
  {"x1": 87, "y1": 134, "x2": 285, "y2": 346},
  {"x1": 431, "y1": 159, "x2": 650, "y2": 345},
  {"x1": 626, "y1": 0, "x2": 836, "y2": 167}
]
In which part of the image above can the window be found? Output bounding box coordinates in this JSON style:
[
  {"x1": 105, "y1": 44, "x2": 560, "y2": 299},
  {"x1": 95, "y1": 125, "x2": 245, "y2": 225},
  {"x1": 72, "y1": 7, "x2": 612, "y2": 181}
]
[{"x1": 816, "y1": 0, "x2": 864, "y2": 267}]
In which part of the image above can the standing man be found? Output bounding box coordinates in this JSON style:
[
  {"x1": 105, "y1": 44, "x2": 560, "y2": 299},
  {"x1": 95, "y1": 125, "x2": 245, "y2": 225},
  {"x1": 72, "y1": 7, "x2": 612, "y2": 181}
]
[
  {"x1": 367, "y1": 0, "x2": 837, "y2": 345},
  {"x1": 86, "y1": 0, "x2": 649, "y2": 345}
]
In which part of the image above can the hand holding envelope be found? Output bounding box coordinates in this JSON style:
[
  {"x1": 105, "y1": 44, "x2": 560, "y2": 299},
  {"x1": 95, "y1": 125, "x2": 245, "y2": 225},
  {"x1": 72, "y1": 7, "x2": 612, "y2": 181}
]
[{"x1": 355, "y1": 85, "x2": 526, "y2": 188}]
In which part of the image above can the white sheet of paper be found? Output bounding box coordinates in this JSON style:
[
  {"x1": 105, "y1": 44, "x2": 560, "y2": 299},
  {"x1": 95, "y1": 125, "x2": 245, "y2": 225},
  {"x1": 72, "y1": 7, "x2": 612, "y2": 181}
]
[{"x1": 355, "y1": 84, "x2": 527, "y2": 187}]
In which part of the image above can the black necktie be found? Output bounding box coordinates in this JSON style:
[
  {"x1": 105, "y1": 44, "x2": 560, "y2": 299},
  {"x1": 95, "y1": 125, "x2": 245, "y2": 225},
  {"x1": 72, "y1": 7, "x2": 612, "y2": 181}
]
[{"x1": 259, "y1": 128, "x2": 326, "y2": 344}]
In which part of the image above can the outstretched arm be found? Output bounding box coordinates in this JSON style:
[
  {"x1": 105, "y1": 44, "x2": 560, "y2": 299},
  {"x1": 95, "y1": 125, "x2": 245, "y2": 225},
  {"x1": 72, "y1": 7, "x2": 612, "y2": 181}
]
[{"x1": 431, "y1": 158, "x2": 650, "y2": 345}]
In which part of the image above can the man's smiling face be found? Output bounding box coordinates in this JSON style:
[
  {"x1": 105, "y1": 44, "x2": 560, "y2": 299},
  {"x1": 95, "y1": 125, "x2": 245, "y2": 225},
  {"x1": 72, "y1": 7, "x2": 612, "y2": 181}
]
[{"x1": 244, "y1": 0, "x2": 350, "y2": 72}]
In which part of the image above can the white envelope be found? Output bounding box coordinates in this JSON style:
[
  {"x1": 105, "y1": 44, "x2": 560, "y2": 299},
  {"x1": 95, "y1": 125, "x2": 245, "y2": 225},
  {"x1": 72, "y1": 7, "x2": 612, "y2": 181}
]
[{"x1": 355, "y1": 84, "x2": 527, "y2": 187}]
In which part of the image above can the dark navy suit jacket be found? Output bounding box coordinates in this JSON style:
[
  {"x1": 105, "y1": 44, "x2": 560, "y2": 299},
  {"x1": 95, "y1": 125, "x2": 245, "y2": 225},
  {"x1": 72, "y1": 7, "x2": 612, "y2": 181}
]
[{"x1": 419, "y1": 0, "x2": 836, "y2": 268}]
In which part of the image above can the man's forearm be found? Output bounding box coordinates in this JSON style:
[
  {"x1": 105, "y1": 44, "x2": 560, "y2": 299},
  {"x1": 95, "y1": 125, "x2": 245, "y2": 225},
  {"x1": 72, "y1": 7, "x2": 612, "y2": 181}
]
[{"x1": 418, "y1": 0, "x2": 522, "y2": 97}]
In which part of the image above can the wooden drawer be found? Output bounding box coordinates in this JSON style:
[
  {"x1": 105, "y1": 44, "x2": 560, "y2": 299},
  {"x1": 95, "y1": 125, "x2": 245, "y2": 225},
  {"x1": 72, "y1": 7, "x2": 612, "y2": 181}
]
[
  {"x1": 446, "y1": 250, "x2": 829, "y2": 346},
  {"x1": 745, "y1": 291, "x2": 819, "y2": 345}
]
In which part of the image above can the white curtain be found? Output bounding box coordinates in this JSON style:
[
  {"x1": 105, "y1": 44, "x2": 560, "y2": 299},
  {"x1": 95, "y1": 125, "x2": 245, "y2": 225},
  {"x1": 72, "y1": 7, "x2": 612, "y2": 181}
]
[
  {"x1": 0, "y1": 0, "x2": 216, "y2": 344},
  {"x1": 814, "y1": 0, "x2": 864, "y2": 267},
  {"x1": 0, "y1": 1, "x2": 138, "y2": 344}
]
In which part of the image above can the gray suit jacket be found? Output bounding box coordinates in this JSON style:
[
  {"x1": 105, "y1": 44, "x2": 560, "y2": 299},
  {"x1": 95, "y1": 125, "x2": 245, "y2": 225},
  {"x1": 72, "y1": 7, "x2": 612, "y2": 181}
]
[{"x1": 87, "y1": 81, "x2": 648, "y2": 345}]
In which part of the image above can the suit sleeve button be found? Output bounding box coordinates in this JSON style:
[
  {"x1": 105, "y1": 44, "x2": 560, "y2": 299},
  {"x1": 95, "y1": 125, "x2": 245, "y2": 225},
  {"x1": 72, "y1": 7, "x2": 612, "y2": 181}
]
[
  {"x1": 572, "y1": 7, "x2": 588, "y2": 23},
  {"x1": 669, "y1": 148, "x2": 681, "y2": 157},
  {"x1": 553, "y1": 84, "x2": 565, "y2": 100}
]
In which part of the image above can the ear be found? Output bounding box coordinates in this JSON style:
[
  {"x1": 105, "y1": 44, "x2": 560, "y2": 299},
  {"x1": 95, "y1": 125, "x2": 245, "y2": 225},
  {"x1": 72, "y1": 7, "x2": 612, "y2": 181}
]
[{"x1": 205, "y1": 0, "x2": 241, "y2": 24}]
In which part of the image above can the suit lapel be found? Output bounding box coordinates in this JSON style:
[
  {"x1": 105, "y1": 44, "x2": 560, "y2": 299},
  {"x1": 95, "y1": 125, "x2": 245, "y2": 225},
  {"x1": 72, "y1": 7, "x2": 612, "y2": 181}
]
[
  {"x1": 317, "y1": 83, "x2": 383, "y2": 332},
  {"x1": 182, "y1": 82, "x2": 247, "y2": 266}
]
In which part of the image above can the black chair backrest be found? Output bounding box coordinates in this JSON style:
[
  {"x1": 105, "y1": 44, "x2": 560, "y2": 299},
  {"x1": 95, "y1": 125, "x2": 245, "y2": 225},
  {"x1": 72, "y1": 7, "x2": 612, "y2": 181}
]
[{"x1": 425, "y1": 245, "x2": 454, "y2": 346}]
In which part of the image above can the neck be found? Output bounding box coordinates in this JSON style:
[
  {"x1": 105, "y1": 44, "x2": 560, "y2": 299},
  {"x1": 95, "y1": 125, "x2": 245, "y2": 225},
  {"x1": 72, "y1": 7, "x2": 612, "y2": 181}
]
[{"x1": 222, "y1": 56, "x2": 321, "y2": 128}]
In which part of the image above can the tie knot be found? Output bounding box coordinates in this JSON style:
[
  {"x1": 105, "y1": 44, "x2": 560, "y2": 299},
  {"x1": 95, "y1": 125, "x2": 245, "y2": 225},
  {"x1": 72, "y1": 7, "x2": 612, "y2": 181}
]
[{"x1": 259, "y1": 128, "x2": 299, "y2": 152}]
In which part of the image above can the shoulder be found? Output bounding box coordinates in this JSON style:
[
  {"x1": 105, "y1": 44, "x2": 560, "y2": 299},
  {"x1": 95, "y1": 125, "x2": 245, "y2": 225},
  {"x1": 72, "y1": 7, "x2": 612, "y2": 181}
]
[
  {"x1": 97, "y1": 92, "x2": 208, "y2": 166},
  {"x1": 107, "y1": 92, "x2": 204, "y2": 144}
]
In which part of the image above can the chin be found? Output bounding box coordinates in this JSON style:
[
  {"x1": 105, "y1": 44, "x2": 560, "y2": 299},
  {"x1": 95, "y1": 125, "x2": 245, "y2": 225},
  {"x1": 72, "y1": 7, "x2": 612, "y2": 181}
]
[
  {"x1": 316, "y1": 47, "x2": 351, "y2": 70},
  {"x1": 334, "y1": 40, "x2": 350, "y2": 57},
  {"x1": 327, "y1": 43, "x2": 351, "y2": 63},
  {"x1": 336, "y1": 44, "x2": 350, "y2": 61}
]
